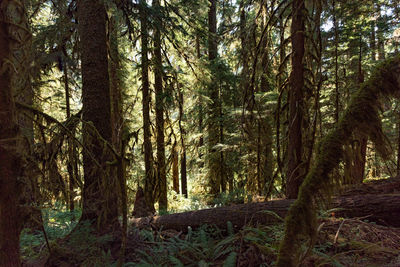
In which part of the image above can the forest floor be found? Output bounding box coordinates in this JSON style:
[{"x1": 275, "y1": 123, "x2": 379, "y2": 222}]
[
  {"x1": 22, "y1": 178, "x2": 400, "y2": 266},
  {"x1": 22, "y1": 211, "x2": 400, "y2": 266}
]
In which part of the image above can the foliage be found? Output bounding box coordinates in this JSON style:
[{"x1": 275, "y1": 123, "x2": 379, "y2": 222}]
[
  {"x1": 276, "y1": 56, "x2": 400, "y2": 266},
  {"x1": 20, "y1": 205, "x2": 80, "y2": 260},
  {"x1": 134, "y1": 223, "x2": 284, "y2": 266}
]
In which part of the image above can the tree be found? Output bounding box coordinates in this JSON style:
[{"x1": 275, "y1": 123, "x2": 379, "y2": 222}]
[
  {"x1": 277, "y1": 56, "x2": 400, "y2": 267},
  {"x1": 140, "y1": 0, "x2": 156, "y2": 213},
  {"x1": 207, "y1": 0, "x2": 225, "y2": 196},
  {"x1": 77, "y1": 0, "x2": 118, "y2": 230},
  {"x1": 0, "y1": 0, "x2": 29, "y2": 265},
  {"x1": 153, "y1": 0, "x2": 167, "y2": 211},
  {"x1": 286, "y1": 0, "x2": 306, "y2": 198}
]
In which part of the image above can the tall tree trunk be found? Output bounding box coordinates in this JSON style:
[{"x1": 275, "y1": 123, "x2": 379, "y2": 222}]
[
  {"x1": 13, "y1": 0, "x2": 41, "y2": 231},
  {"x1": 77, "y1": 0, "x2": 118, "y2": 229},
  {"x1": 153, "y1": 0, "x2": 167, "y2": 212},
  {"x1": 109, "y1": 13, "x2": 127, "y2": 262},
  {"x1": 351, "y1": 38, "x2": 367, "y2": 184},
  {"x1": 397, "y1": 114, "x2": 400, "y2": 175},
  {"x1": 139, "y1": 0, "x2": 156, "y2": 213},
  {"x1": 64, "y1": 60, "x2": 76, "y2": 213},
  {"x1": 207, "y1": 0, "x2": 223, "y2": 196},
  {"x1": 196, "y1": 34, "x2": 204, "y2": 161},
  {"x1": 0, "y1": 1, "x2": 26, "y2": 264},
  {"x1": 376, "y1": 4, "x2": 385, "y2": 61},
  {"x1": 333, "y1": 0, "x2": 340, "y2": 124},
  {"x1": 257, "y1": 4, "x2": 274, "y2": 196},
  {"x1": 276, "y1": 16, "x2": 287, "y2": 191},
  {"x1": 286, "y1": 0, "x2": 305, "y2": 199},
  {"x1": 172, "y1": 142, "x2": 180, "y2": 194},
  {"x1": 370, "y1": 20, "x2": 376, "y2": 62},
  {"x1": 178, "y1": 84, "x2": 188, "y2": 198},
  {"x1": 181, "y1": 151, "x2": 188, "y2": 198}
]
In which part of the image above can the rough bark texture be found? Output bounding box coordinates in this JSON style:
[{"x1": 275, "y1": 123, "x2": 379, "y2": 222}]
[
  {"x1": 109, "y1": 13, "x2": 128, "y2": 261},
  {"x1": 172, "y1": 142, "x2": 179, "y2": 194},
  {"x1": 207, "y1": 0, "x2": 224, "y2": 196},
  {"x1": 178, "y1": 84, "x2": 187, "y2": 198},
  {"x1": 286, "y1": 0, "x2": 305, "y2": 199},
  {"x1": 140, "y1": 0, "x2": 156, "y2": 213},
  {"x1": 153, "y1": 0, "x2": 167, "y2": 212},
  {"x1": 77, "y1": 0, "x2": 118, "y2": 229},
  {"x1": 0, "y1": 1, "x2": 23, "y2": 265},
  {"x1": 130, "y1": 192, "x2": 400, "y2": 231}
]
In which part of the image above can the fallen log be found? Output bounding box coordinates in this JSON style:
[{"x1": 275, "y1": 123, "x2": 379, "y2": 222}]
[
  {"x1": 340, "y1": 176, "x2": 400, "y2": 196},
  {"x1": 130, "y1": 193, "x2": 400, "y2": 231}
]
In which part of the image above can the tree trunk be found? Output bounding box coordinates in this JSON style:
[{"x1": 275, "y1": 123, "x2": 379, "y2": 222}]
[
  {"x1": 397, "y1": 115, "x2": 400, "y2": 175},
  {"x1": 377, "y1": 4, "x2": 385, "y2": 61},
  {"x1": 172, "y1": 142, "x2": 180, "y2": 194},
  {"x1": 77, "y1": 0, "x2": 118, "y2": 230},
  {"x1": 64, "y1": 60, "x2": 76, "y2": 214},
  {"x1": 153, "y1": 0, "x2": 167, "y2": 212},
  {"x1": 196, "y1": 34, "x2": 204, "y2": 162},
  {"x1": 0, "y1": 2, "x2": 24, "y2": 264},
  {"x1": 181, "y1": 151, "x2": 188, "y2": 198},
  {"x1": 286, "y1": 0, "x2": 305, "y2": 199},
  {"x1": 333, "y1": 0, "x2": 340, "y2": 124},
  {"x1": 109, "y1": 13, "x2": 127, "y2": 262},
  {"x1": 139, "y1": 0, "x2": 156, "y2": 213},
  {"x1": 207, "y1": 0, "x2": 224, "y2": 196},
  {"x1": 178, "y1": 82, "x2": 188, "y2": 198},
  {"x1": 130, "y1": 193, "x2": 400, "y2": 231},
  {"x1": 370, "y1": 20, "x2": 376, "y2": 62},
  {"x1": 12, "y1": 0, "x2": 41, "y2": 231}
]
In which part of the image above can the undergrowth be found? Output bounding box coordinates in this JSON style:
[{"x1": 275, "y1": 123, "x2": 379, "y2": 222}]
[
  {"x1": 130, "y1": 223, "x2": 284, "y2": 266},
  {"x1": 20, "y1": 204, "x2": 80, "y2": 259}
]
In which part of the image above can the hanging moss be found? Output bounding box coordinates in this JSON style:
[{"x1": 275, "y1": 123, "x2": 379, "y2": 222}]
[{"x1": 276, "y1": 55, "x2": 400, "y2": 267}]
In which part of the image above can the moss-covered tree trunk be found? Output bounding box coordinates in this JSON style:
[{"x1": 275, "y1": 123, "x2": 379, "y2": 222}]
[
  {"x1": 77, "y1": 0, "x2": 118, "y2": 230},
  {"x1": 0, "y1": 1, "x2": 25, "y2": 264},
  {"x1": 276, "y1": 56, "x2": 400, "y2": 267},
  {"x1": 207, "y1": 0, "x2": 224, "y2": 196},
  {"x1": 109, "y1": 12, "x2": 128, "y2": 262},
  {"x1": 286, "y1": 0, "x2": 305, "y2": 199},
  {"x1": 140, "y1": 0, "x2": 156, "y2": 213},
  {"x1": 12, "y1": 0, "x2": 41, "y2": 231},
  {"x1": 153, "y1": 0, "x2": 167, "y2": 212}
]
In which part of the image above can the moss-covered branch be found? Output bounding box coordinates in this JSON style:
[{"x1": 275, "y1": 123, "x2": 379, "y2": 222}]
[{"x1": 276, "y1": 55, "x2": 400, "y2": 266}]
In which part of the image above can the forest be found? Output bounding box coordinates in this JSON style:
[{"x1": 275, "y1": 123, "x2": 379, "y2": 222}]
[{"x1": 1, "y1": 0, "x2": 400, "y2": 266}]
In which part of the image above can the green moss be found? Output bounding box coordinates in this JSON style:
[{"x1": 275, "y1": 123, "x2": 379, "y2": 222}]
[{"x1": 276, "y1": 55, "x2": 400, "y2": 267}]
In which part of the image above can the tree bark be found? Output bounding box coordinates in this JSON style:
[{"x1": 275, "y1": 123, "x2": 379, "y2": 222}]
[
  {"x1": 64, "y1": 61, "x2": 76, "y2": 213},
  {"x1": 207, "y1": 0, "x2": 224, "y2": 196},
  {"x1": 178, "y1": 82, "x2": 188, "y2": 198},
  {"x1": 130, "y1": 192, "x2": 400, "y2": 231},
  {"x1": 172, "y1": 142, "x2": 180, "y2": 194},
  {"x1": 77, "y1": 0, "x2": 118, "y2": 229},
  {"x1": 333, "y1": 0, "x2": 340, "y2": 124},
  {"x1": 0, "y1": 1, "x2": 24, "y2": 264},
  {"x1": 109, "y1": 13, "x2": 127, "y2": 262},
  {"x1": 286, "y1": 0, "x2": 305, "y2": 198},
  {"x1": 397, "y1": 114, "x2": 400, "y2": 175},
  {"x1": 139, "y1": 0, "x2": 156, "y2": 213},
  {"x1": 153, "y1": 0, "x2": 167, "y2": 212}
]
